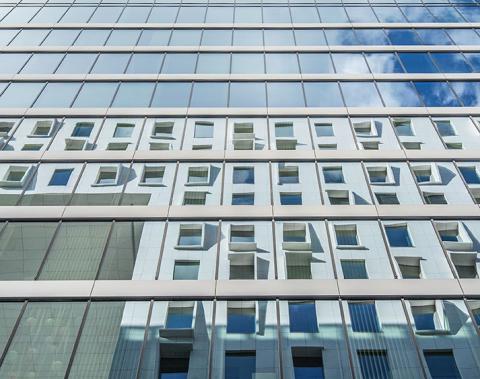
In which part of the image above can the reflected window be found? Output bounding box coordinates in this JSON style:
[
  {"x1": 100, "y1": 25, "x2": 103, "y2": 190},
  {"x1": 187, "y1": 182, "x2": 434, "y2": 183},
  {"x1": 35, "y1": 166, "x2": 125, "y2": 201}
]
[
  {"x1": 280, "y1": 192, "x2": 302, "y2": 205},
  {"x1": 177, "y1": 224, "x2": 203, "y2": 248},
  {"x1": 459, "y1": 166, "x2": 480, "y2": 184},
  {"x1": 233, "y1": 167, "x2": 254, "y2": 184},
  {"x1": 424, "y1": 351, "x2": 461, "y2": 379},
  {"x1": 225, "y1": 352, "x2": 256, "y2": 379},
  {"x1": 349, "y1": 302, "x2": 380, "y2": 332},
  {"x1": 341, "y1": 260, "x2": 368, "y2": 279},
  {"x1": 113, "y1": 123, "x2": 134, "y2": 138},
  {"x1": 72, "y1": 122, "x2": 93, "y2": 137},
  {"x1": 414, "y1": 82, "x2": 461, "y2": 107},
  {"x1": 288, "y1": 301, "x2": 318, "y2": 333},
  {"x1": 227, "y1": 302, "x2": 255, "y2": 334},
  {"x1": 393, "y1": 119, "x2": 414, "y2": 136},
  {"x1": 232, "y1": 193, "x2": 254, "y2": 206},
  {"x1": 292, "y1": 347, "x2": 324, "y2": 379},
  {"x1": 323, "y1": 167, "x2": 344, "y2": 183},
  {"x1": 334, "y1": 225, "x2": 359, "y2": 247},
  {"x1": 173, "y1": 261, "x2": 199, "y2": 280},
  {"x1": 385, "y1": 225, "x2": 413, "y2": 247},
  {"x1": 434, "y1": 120, "x2": 456, "y2": 137},
  {"x1": 194, "y1": 122, "x2": 213, "y2": 138},
  {"x1": 358, "y1": 350, "x2": 390, "y2": 379},
  {"x1": 166, "y1": 303, "x2": 194, "y2": 329},
  {"x1": 315, "y1": 123, "x2": 334, "y2": 137},
  {"x1": 48, "y1": 169, "x2": 73, "y2": 186}
]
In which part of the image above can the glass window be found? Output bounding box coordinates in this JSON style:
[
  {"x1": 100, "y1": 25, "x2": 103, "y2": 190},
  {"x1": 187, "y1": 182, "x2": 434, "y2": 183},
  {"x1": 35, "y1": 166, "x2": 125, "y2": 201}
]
[
  {"x1": 332, "y1": 53, "x2": 370, "y2": 74},
  {"x1": 385, "y1": 225, "x2": 413, "y2": 247},
  {"x1": 450, "y1": 81, "x2": 480, "y2": 106},
  {"x1": 335, "y1": 225, "x2": 358, "y2": 246},
  {"x1": 0, "y1": 30, "x2": 18, "y2": 46},
  {"x1": 21, "y1": 53, "x2": 64, "y2": 74},
  {"x1": 434, "y1": 120, "x2": 456, "y2": 136},
  {"x1": 233, "y1": 30, "x2": 263, "y2": 46},
  {"x1": 72, "y1": 122, "x2": 93, "y2": 137},
  {"x1": 194, "y1": 122, "x2": 213, "y2": 138},
  {"x1": 148, "y1": 7, "x2": 178, "y2": 23},
  {"x1": 173, "y1": 261, "x2": 199, "y2": 280},
  {"x1": 355, "y1": 29, "x2": 390, "y2": 45},
  {"x1": 48, "y1": 169, "x2": 73, "y2": 186},
  {"x1": 291, "y1": 7, "x2": 320, "y2": 23},
  {"x1": 324, "y1": 29, "x2": 358, "y2": 45},
  {"x1": 225, "y1": 352, "x2": 256, "y2": 379},
  {"x1": 346, "y1": 6, "x2": 378, "y2": 22},
  {"x1": 374, "y1": 6, "x2": 406, "y2": 22},
  {"x1": 0, "y1": 53, "x2": 31, "y2": 74},
  {"x1": 232, "y1": 193, "x2": 254, "y2": 205},
  {"x1": 399, "y1": 53, "x2": 438, "y2": 73},
  {"x1": 263, "y1": 7, "x2": 291, "y2": 23},
  {"x1": 431, "y1": 53, "x2": 473, "y2": 73},
  {"x1": 279, "y1": 166, "x2": 299, "y2": 184},
  {"x1": 196, "y1": 53, "x2": 230, "y2": 74},
  {"x1": 166, "y1": 304, "x2": 194, "y2": 329},
  {"x1": 280, "y1": 193, "x2": 302, "y2": 205},
  {"x1": 416, "y1": 29, "x2": 453, "y2": 46},
  {"x1": 459, "y1": 166, "x2": 480, "y2": 184},
  {"x1": 393, "y1": 119, "x2": 414, "y2": 136},
  {"x1": 424, "y1": 351, "x2": 461, "y2": 379},
  {"x1": 365, "y1": 53, "x2": 404, "y2": 73},
  {"x1": 0, "y1": 82, "x2": 44, "y2": 108},
  {"x1": 396, "y1": 258, "x2": 421, "y2": 279},
  {"x1": 401, "y1": 7, "x2": 436, "y2": 23},
  {"x1": 169, "y1": 29, "x2": 202, "y2": 46},
  {"x1": 320, "y1": 7, "x2": 349, "y2": 23},
  {"x1": 349, "y1": 302, "x2": 380, "y2": 332},
  {"x1": 33, "y1": 82, "x2": 81, "y2": 108},
  {"x1": 358, "y1": 351, "x2": 391, "y2": 379},
  {"x1": 190, "y1": 82, "x2": 228, "y2": 108},
  {"x1": 90, "y1": 6, "x2": 123, "y2": 23},
  {"x1": 288, "y1": 301, "x2": 318, "y2": 333},
  {"x1": 201, "y1": 29, "x2": 232, "y2": 46},
  {"x1": 73, "y1": 83, "x2": 117, "y2": 108},
  {"x1": 233, "y1": 167, "x2": 254, "y2": 184},
  {"x1": 266, "y1": 53, "x2": 299, "y2": 74},
  {"x1": 235, "y1": 7, "x2": 262, "y2": 23},
  {"x1": 304, "y1": 82, "x2": 344, "y2": 107},
  {"x1": 162, "y1": 53, "x2": 197, "y2": 74},
  {"x1": 341, "y1": 82, "x2": 383, "y2": 107},
  {"x1": 60, "y1": 7, "x2": 96, "y2": 24},
  {"x1": 377, "y1": 82, "x2": 423, "y2": 107},
  {"x1": 447, "y1": 29, "x2": 480, "y2": 45},
  {"x1": 227, "y1": 303, "x2": 255, "y2": 334},
  {"x1": 112, "y1": 83, "x2": 155, "y2": 108},
  {"x1": 268, "y1": 83, "x2": 305, "y2": 107},
  {"x1": 315, "y1": 123, "x2": 334, "y2": 137},
  {"x1": 137, "y1": 30, "x2": 171, "y2": 46},
  {"x1": 106, "y1": 29, "x2": 141, "y2": 46},
  {"x1": 91, "y1": 53, "x2": 130, "y2": 74},
  {"x1": 424, "y1": 193, "x2": 447, "y2": 205},
  {"x1": 55, "y1": 53, "x2": 97, "y2": 74},
  {"x1": 31, "y1": 7, "x2": 68, "y2": 23},
  {"x1": 229, "y1": 82, "x2": 267, "y2": 108},
  {"x1": 151, "y1": 83, "x2": 191, "y2": 107},
  {"x1": 292, "y1": 348, "x2": 324, "y2": 379},
  {"x1": 414, "y1": 82, "x2": 461, "y2": 107},
  {"x1": 118, "y1": 6, "x2": 150, "y2": 23},
  {"x1": 341, "y1": 260, "x2": 368, "y2": 279},
  {"x1": 10, "y1": 29, "x2": 49, "y2": 46},
  {"x1": 376, "y1": 193, "x2": 400, "y2": 205},
  {"x1": 299, "y1": 53, "x2": 334, "y2": 74},
  {"x1": 73, "y1": 29, "x2": 110, "y2": 46},
  {"x1": 206, "y1": 7, "x2": 234, "y2": 23},
  {"x1": 323, "y1": 167, "x2": 344, "y2": 183},
  {"x1": 42, "y1": 29, "x2": 79, "y2": 46},
  {"x1": 294, "y1": 30, "x2": 327, "y2": 46},
  {"x1": 264, "y1": 29, "x2": 295, "y2": 46},
  {"x1": 231, "y1": 53, "x2": 264, "y2": 74},
  {"x1": 385, "y1": 29, "x2": 422, "y2": 45},
  {"x1": 113, "y1": 124, "x2": 134, "y2": 138},
  {"x1": 412, "y1": 304, "x2": 436, "y2": 331}
]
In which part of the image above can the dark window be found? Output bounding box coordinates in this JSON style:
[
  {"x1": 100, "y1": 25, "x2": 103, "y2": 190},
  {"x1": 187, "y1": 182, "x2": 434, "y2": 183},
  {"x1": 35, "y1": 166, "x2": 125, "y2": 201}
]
[
  {"x1": 349, "y1": 302, "x2": 381, "y2": 332},
  {"x1": 375, "y1": 193, "x2": 400, "y2": 205},
  {"x1": 341, "y1": 260, "x2": 368, "y2": 279},
  {"x1": 424, "y1": 351, "x2": 461, "y2": 379},
  {"x1": 459, "y1": 166, "x2": 480, "y2": 184},
  {"x1": 233, "y1": 167, "x2": 254, "y2": 184},
  {"x1": 227, "y1": 305, "x2": 255, "y2": 334},
  {"x1": 280, "y1": 193, "x2": 302, "y2": 205},
  {"x1": 292, "y1": 347, "x2": 324, "y2": 379},
  {"x1": 358, "y1": 350, "x2": 391, "y2": 379},
  {"x1": 232, "y1": 193, "x2": 254, "y2": 205},
  {"x1": 48, "y1": 169, "x2": 73, "y2": 186},
  {"x1": 385, "y1": 225, "x2": 412, "y2": 247},
  {"x1": 166, "y1": 305, "x2": 193, "y2": 329},
  {"x1": 288, "y1": 301, "x2": 318, "y2": 333},
  {"x1": 71, "y1": 123, "x2": 93, "y2": 137},
  {"x1": 225, "y1": 351, "x2": 256, "y2": 379}
]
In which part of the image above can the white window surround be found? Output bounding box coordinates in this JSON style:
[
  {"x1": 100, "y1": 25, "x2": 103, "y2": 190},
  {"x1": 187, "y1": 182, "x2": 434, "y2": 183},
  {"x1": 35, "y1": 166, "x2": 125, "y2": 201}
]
[
  {"x1": 229, "y1": 224, "x2": 257, "y2": 252},
  {"x1": 175, "y1": 224, "x2": 205, "y2": 250},
  {"x1": 282, "y1": 223, "x2": 312, "y2": 252},
  {"x1": 159, "y1": 300, "x2": 196, "y2": 339},
  {"x1": 28, "y1": 120, "x2": 55, "y2": 138},
  {"x1": 151, "y1": 121, "x2": 174, "y2": 139},
  {"x1": 412, "y1": 163, "x2": 442, "y2": 185},
  {"x1": 139, "y1": 165, "x2": 165, "y2": 187},
  {"x1": 352, "y1": 120, "x2": 378, "y2": 138},
  {"x1": 186, "y1": 166, "x2": 210, "y2": 186},
  {"x1": 435, "y1": 222, "x2": 474, "y2": 251},
  {"x1": 366, "y1": 165, "x2": 395, "y2": 185},
  {"x1": 332, "y1": 224, "x2": 364, "y2": 249},
  {"x1": 409, "y1": 300, "x2": 450, "y2": 335},
  {"x1": 64, "y1": 137, "x2": 87, "y2": 151},
  {"x1": 92, "y1": 166, "x2": 119, "y2": 187},
  {"x1": 0, "y1": 165, "x2": 33, "y2": 188}
]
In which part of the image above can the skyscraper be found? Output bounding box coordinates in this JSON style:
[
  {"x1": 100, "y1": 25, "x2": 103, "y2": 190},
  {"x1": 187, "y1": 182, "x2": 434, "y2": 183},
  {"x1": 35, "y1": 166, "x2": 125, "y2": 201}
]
[{"x1": 0, "y1": 0, "x2": 479, "y2": 377}]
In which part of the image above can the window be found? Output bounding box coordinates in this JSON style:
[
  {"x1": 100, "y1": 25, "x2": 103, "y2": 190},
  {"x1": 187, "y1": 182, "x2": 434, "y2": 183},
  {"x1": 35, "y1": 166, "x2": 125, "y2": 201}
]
[
  {"x1": 358, "y1": 351, "x2": 390, "y2": 379},
  {"x1": 279, "y1": 166, "x2": 299, "y2": 184},
  {"x1": 192, "y1": 144, "x2": 212, "y2": 150},
  {"x1": 113, "y1": 123, "x2": 134, "y2": 138},
  {"x1": 396, "y1": 257, "x2": 421, "y2": 279},
  {"x1": 459, "y1": 166, "x2": 480, "y2": 184},
  {"x1": 341, "y1": 260, "x2": 368, "y2": 279},
  {"x1": 106, "y1": 142, "x2": 129, "y2": 151},
  {"x1": 187, "y1": 166, "x2": 209, "y2": 185},
  {"x1": 367, "y1": 167, "x2": 390, "y2": 184},
  {"x1": 348, "y1": 302, "x2": 380, "y2": 332},
  {"x1": 411, "y1": 303, "x2": 437, "y2": 332},
  {"x1": 334, "y1": 225, "x2": 359, "y2": 247},
  {"x1": 183, "y1": 191, "x2": 207, "y2": 205},
  {"x1": 173, "y1": 261, "x2": 199, "y2": 280},
  {"x1": 225, "y1": 352, "x2": 256, "y2": 379},
  {"x1": 280, "y1": 192, "x2": 302, "y2": 205},
  {"x1": 227, "y1": 302, "x2": 255, "y2": 334},
  {"x1": 445, "y1": 142, "x2": 462, "y2": 150},
  {"x1": 315, "y1": 123, "x2": 334, "y2": 137},
  {"x1": 94, "y1": 167, "x2": 118, "y2": 186},
  {"x1": 165, "y1": 303, "x2": 194, "y2": 329},
  {"x1": 375, "y1": 193, "x2": 399, "y2": 205},
  {"x1": 233, "y1": 167, "x2": 254, "y2": 184},
  {"x1": 283, "y1": 223, "x2": 310, "y2": 251},
  {"x1": 286, "y1": 255, "x2": 312, "y2": 279},
  {"x1": 424, "y1": 351, "x2": 461, "y2": 379},
  {"x1": 424, "y1": 192, "x2": 447, "y2": 204},
  {"x1": 353, "y1": 120, "x2": 376, "y2": 137},
  {"x1": 412, "y1": 165, "x2": 435, "y2": 184},
  {"x1": 230, "y1": 260, "x2": 254, "y2": 280},
  {"x1": 0, "y1": 121, "x2": 14, "y2": 137},
  {"x1": 229, "y1": 225, "x2": 255, "y2": 250},
  {"x1": 402, "y1": 142, "x2": 422, "y2": 150},
  {"x1": 385, "y1": 225, "x2": 413, "y2": 247},
  {"x1": 140, "y1": 166, "x2": 164, "y2": 186},
  {"x1": 275, "y1": 122, "x2": 294, "y2": 137},
  {"x1": 323, "y1": 167, "x2": 344, "y2": 183},
  {"x1": 177, "y1": 224, "x2": 203, "y2": 249},
  {"x1": 232, "y1": 122, "x2": 255, "y2": 150},
  {"x1": 232, "y1": 193, "x2": 254, "y2": 205},
  {"x1": 194, "y1": 121, "x2": 213, "y2": 138},
  {"x1": 0, "y1": 166, "x2": 31, "y2": 188},
  {"x1": 451, "y1": 254, "x2": 478, "y2": 279},
  {"x1": 151, "y1": 121, "x2": 173, "y2": 138},
  {"x1": 292, "y1": 347, "x2": 324, "y2": 379},
  {"x1": 327, "y1": 190, "x2": 350, "y2": 205},
  {"x1": 30, "y1": 120, "x2": 53, "y2": 137},
  {"x1": 317, "y1": 143, "x2": 337, "y2": 150},
  {"x1": 72, "y1": 122, "x2": 93, "y2": 137},
  {"x1": 48, "y1": 169, "x2": 73, "y2": 186},
  {"x1": 22, "y1": 144, "x2": 43, "y2": 151},
  {"x1": 150, "y1": 142, "x2": 171, "y2": 151},
  {"x1": 434, "y1": 120, "x2": 456, "y2": 137},
  {"x1": 159, "y1": 346, "x2": 190, "y2": 378},
  {"x1": 393, "y1": 118, "x2": 414, "y2": 136},
  {"x1": 288, "y1": 301, "x2": 318, "y2": 333}
]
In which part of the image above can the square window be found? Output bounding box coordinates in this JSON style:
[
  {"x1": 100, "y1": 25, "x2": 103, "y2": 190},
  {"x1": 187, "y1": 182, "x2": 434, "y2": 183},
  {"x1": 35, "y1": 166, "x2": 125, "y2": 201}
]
[
  {"x1": 183, "y1": 191, "x2": 207, "y2": 205},
  {"x1": 349, "y1": 302, "x2": 381, "y2": 332},
  {"x1": 393, "y1": 118, "x2": 414, "y2": 136},
  {"x1": 48, "y1": 169, "x2": 73, "y2": 186},
  {"x1": 72, "y1": 122, "x2": 93, "y2": 137},
  {"x1": 229, "y1": 261, "x2": 254, "y2": 280},
  {"x1": 358, "y1": 351, "x2": 390, "y2": 379},
  {"x1": 286, "y1": 255, "x2": 312, "y2": 279},
  {"x1": 353, "y1": 120, "x2": 375, "y2": 137},
  {"x1": 423, "y1": 192, "x2": 447, "y2": 204},
  {"x1": 284, "y1": 223, "x2": 306, "y2": 243},
  {"x1": 375, "y1": 193, "x2": 399, "y2": 205},
  {"x1": 30, "y1": 120, "x2": 53, "y2": 137},
  {"x1": 94, "y1": 167, "x2": 118, "y2": 186},
  {"x1": 367, "y1": 167, "x2": 389, "y2": 184},
  {"x1": 0, "y1": 121, "x2": 14, "y2": 137},
  {"x1": 275, "y1": 122, "x2": 294, "y2": 138},
  {"x1": 194, "y1": 121, "x2": 213, "y2": 138},
  {"x1": 323, "y1": 167, "x2": 344, "y2": 183},
  {"x1": 187, "y1": 167, "x2": 209, "y2": 185},
  {"x1": 113, "y1": 123, "x2": 134, "y2": 138},
  {"x1": 165, "y1": 304, "x2": 194, "y2": 329},
  {"x1": 411, "y1": 304, "x2": 436, "y2": 331},
  {"x1": 424, "y1": 351, "x2": 461, "y2": 379},
  {"x1": 334, "y1": 225, "x2": 359, "y2": 247},
  {"x1": 341, "y1": 260, "x2": 368, "y2": 279},
  {"x1": 396, "y1": 257, "x2": 421, "y2": 279},
  {"x1": 327, "y1": 190, "x2": 350, "y2": 205},
  {"x1": 21, "y1": 144, "x2": 43, "y2": 151},
  {"x1": 288, "y1": 301, "x2": 318, "y2": 333},
  {"x1": 459, "y1": 166, "x2": 480, "y2": 185},
  {"x1": 292, "y1": 348, "x2": 324, "y2": 379},
  {"x1": 140, "y1": 166, "x2": 164, "y2": 186},
  {"x1": 315, "y1": 123, "x2": 334, "y2": 137},
  {"x1": 385, "y1": 225, "x2": 413, "y2": 247},
  {"x1": 232, "y1": 193, "x2": 254, "y2": 205},
  {"x1": 227, "y1": 303, "x2": 255, "y2": 334},
  {"x1": 230, "y1": 225, "x2": 255, "y2": 244},
  {"x1": 152, "y1": 121, "x2": 174, "y2": 138},
  {"x1": 233, "y1": 167, "x2": 254, "y2": 184},
  {"x1": 434, "y1": 120, "x2": 456, "y2": 137},
  {"x1": 280, "y1": 192, "x2": 302, "y2": 205},
  {"x1": 279, "y1": 166, "x2": 299, "y2": 184},
  {"x1": 413, "y1": 166, "x2": 433, "y2": 184},
  {"x1": 451, "y1": 254, "x2": 478, "y2": 279},
  {"x1": 1, "y1": 166, "x2": 30, "y2": 188},
  {"x1": 173, "y1": 261, "x2": 199, "y2": 280},
  {"x1": 160, "y1": 351, "x2": 190, "y2": 378},
  {"x1": 177, "y1": 224, "x2": 203, "y2": 248},
  {"x1": 225, "y1": 351, "x2": 256, "y2": 379}
]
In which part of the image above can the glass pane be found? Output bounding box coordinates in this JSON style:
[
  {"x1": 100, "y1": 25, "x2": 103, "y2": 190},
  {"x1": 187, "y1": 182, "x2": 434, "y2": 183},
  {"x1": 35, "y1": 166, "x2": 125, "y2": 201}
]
[
  {"x1": 151, "y1": 82, "x2": 191, "y2": 107},
  {"x1": 414, "y1": 82, "x2": 461, "y2": 107},
  {"x1": 0, "y1": 82, "x2": 44, "y2": 108},
  {"x1": 340, "y1": 82, "x2": 383, "y2": 107},
  {"x1": 33, "y1": 82, "x2": 81, "y2": 108},
  {"x1": 73, "y1": 83, "x2": 118, "y2": 108},
  {"x1": 267, "y1": 82, "x2": 305, "y2": 107},
  {"x1": 111, "y1": 83, "x2": 155, "y2": 107}
]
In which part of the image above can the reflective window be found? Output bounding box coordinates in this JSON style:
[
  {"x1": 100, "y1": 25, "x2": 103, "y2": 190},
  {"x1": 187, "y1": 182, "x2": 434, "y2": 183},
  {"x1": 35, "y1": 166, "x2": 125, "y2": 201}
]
[
  {"x1": 288, "y1": 301, "x2": 318, "y2": 333},
  {"x1": 349, "y1": 302, "x2": 381, "y2": 332},
  {"x1": 424, "y1": 351, "x2": 461, "y2": 379}
]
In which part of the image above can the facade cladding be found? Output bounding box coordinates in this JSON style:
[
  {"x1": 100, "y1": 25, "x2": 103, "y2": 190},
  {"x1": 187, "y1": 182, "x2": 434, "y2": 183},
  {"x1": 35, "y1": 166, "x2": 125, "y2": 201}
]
[{"x1": 1, "y1": 1, "x2": 480, "y2": 379}]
